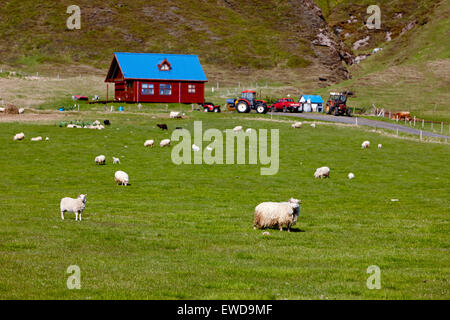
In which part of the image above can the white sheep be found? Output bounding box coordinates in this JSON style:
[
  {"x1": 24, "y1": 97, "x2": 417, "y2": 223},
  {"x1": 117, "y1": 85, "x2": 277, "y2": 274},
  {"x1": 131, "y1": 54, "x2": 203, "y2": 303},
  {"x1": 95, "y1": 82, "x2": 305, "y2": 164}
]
[
  {"x1": 114, "y1": 170, "x2": 129, "y2": 185},
  {"x1": 31, "y1": 136, "x2": 42, "y2": 141},
  {"x1": 361, "y1": 140, "x2": 370, "y2": 149},
  {"x1": 113, "y1": 157, "x2": 120, "y2": 164},
  {"x1": 160, "y1": 139, "x2": 171, "y2": 147},
  {"x1": 60, "y1": 194, "x2": 87, "y2": 221},
  {"x1": 314, "y1": 166, "x2": 330, "y2": 179},
  {"x1": 245, "y1": 128, "x2": 253, "y2": 133},
  {"x1": 233, "y1": 126, "x2": 243, "y2": 132},
  {"x1": 192, "y1": 144, "x2": 200, "y2": 152},
  {"x1": 95, "y1": 155, "x2": 106, "y2": 165},
  {"x1": 144, "y1": 139, "x2": 154, "y2": 147},
  {"x1": 310, "y1": 123, "x2": 316, "y2": 128},
  {"x1": 13, "y1": 132, "x2": 25, "y2": 141},
  {"x1": 93, "y1": 120, "x2": 101, "y2": 126},
  {"x1": 348, "y1": 172, "x2": 355, "y2": 179},
  {"x1": 291, "y1": 122, "x2": 302, "y2": 128},
  {"x1": 45, "y1": 137, "x2": 50, "y2": 141},
  {"x1": 170, "y1": 111, "x2": 182, "y2": 119},
  {"x1": 378, "y1": 144, "x2": 382, "y2": 149},
  {"x1": 0, "y1": 107, "x2": 5, "y2": 112},
  {"x1": 18, "y1": 108, "x2": 24, "y2": 114},
  {"x1": 253, "y1": 198, "x2": 301, "y2": 232}
]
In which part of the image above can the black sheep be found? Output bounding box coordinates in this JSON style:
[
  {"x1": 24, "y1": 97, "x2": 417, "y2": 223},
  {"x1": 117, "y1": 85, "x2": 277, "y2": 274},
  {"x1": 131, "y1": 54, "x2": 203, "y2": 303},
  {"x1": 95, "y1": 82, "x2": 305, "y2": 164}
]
[{"x1": 157, "y1": 124, "x2": 168, "y2": 130}]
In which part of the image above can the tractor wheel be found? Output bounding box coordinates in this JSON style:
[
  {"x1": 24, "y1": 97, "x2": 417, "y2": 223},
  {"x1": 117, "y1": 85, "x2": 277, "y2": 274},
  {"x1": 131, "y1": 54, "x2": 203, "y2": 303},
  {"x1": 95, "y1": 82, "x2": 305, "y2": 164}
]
[
  {"x1": 256, "y1": 104, "x2": 268, "y2": 114},
  {"x1": 203, "y1": 107, "x2": 209, "y2": 112},
  {"x1": 282, "y1": 106, "x2": 287, "y2": 113},
  {"x1": 236, "y1": 101, "x2": 250, "y2": 113},
  {"x1": 213, "y1": 107, "x2": 221, "y2": 113}
]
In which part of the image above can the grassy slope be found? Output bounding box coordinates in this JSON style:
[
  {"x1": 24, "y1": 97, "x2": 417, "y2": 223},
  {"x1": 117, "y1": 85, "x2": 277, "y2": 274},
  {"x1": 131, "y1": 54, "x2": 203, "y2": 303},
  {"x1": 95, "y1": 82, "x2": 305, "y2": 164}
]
[
  {"x1": 315, "y1": 0, "x2": 450, "y2": 121},
  {"x1": 0, "y1": 111, "x2": 448, "y2": 299},
  {"x1": 0, "y1": 0, "x2": 314, "y2": 71}
]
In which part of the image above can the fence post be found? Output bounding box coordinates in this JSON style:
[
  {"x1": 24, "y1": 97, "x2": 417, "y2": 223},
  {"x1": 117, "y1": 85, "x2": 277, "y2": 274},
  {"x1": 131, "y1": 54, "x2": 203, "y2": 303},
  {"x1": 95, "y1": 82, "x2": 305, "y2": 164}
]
[
  {"x1": 422, "y1": 119, "x2": 424, "y2": 128},
  {"x1": 355, "y1": 117, "x2": 358, "y2": 126},
  {"x1": 396, "y1": 116, "x2": 399, "y2": 123},
  {"x1": 420, "y1": 130, "x2": 423, "y2": 141},
  {"x1": 396, "y1": 128, "x2": 399, "y2": 136},
  {"x1": 431, "y1": 122, "x2": 434, "y2": 131},
  {"x1": 414, "y1": 116, "x2": 416, "y2": 127},
  {"x1": 441, "y1": 122, "x2": 443, "y2": 134}
]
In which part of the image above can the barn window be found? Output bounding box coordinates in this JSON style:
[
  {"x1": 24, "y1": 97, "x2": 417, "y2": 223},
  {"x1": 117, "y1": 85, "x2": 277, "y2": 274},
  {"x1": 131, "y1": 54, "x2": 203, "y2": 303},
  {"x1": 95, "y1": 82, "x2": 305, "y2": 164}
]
[
  {"x1": 141, "y1": 83, "x2": 154, "y2": 95},
  {"x1": 188, "y1": 84, "x2": 196, "y2": 94},
  {"x1": 158, "y1": 59, "x2": 172, "y2": 71},
  {"x1": 160, "y1": 84, "x2": 172, "y2": 95}
]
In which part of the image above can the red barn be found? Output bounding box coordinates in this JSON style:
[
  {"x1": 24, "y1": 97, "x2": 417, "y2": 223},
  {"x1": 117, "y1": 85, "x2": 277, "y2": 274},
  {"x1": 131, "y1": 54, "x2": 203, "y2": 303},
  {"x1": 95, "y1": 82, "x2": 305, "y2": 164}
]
[{"x1": 105, "y1": 52, "x2": 207, "y2": 104}]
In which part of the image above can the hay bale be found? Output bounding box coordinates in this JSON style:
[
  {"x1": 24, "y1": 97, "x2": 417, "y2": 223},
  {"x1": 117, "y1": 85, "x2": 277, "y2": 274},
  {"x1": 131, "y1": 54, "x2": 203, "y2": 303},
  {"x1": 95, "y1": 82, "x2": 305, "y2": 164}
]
[{"x1": 4, "y1": 104, "x2": 19, "y2": 114}]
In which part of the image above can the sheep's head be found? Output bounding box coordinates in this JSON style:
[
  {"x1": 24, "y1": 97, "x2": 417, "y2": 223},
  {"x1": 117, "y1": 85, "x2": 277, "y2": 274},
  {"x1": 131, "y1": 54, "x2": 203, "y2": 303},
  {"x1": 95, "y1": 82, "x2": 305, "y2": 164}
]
[{"x1": 78, "y1": 194, "x2": 87, "y2": 203}]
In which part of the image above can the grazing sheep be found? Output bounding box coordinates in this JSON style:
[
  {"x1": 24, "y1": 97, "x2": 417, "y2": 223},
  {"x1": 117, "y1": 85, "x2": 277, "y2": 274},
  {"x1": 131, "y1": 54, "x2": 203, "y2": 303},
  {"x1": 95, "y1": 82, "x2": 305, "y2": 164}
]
[
  {"x1": 18, "y1": 108, "x2": 24, "y2": 114},
  {"x1": 95, "y1": 155, "x2": 106, "y2": 165},
  {"x1": 113, "y1": 157, "x2": 120, "y2": 164},
  {"x1": 144, "y1": 139, "x2": 154, "y2": 147},
  {"x1": 233, "y1": 126, "x2": 243, "y2": 132},
  {"x1": 192, "y1": 144, "x2": 200, "y2": 152},
  {"x1": 170, "y1": 111, "x2": 182, "y2": 119},
  {"x1": 348, "y1": 172, "x2": 355, "y2": 180},
  {"x1": 93, "y1": 120, "x2": 101, "y2": 126},
  {"x1": 0, "y1": 107, "x2": 5, "y2": 112},
  {"x1": 13, "y1": 132, "x2": 25, "y2": 141},
  {"x1": 60, "y1": 194, "x2": 87, "y2": 221},
  {"x1": 361, "y1": 141, "x2": 370, "y2": 149},
  {"x1": 314, "y1": 166, "x2": 330, "y2": 179},
  {"x1": 160, "y1": 139, "x2": 171, "y2": 147},
  {"x1": 114, "y1": 170, "x2": 129, "y2": 185},
  {"x1": 378, "y1": 144, "x2": 382, "y2": 149},
  {"x1": 67, "y1": 124, "x2": 81, "y2": 128},
  {"x1": 291, "y1": 122, "x2": 302, "y2": 128},
  {"x1": 310, "y1": 123, "x2": 316, "y2": 128},
  {"x1": 157, "y1": 124, "x2": 168, "y2": 130},
  {"x1": 253, "y1": 198, "x2": 301, "y2": 232},
  {"x1": 45, "y1": 137, "x2": 49, "y2": 141},
  {"x1": 31, "y1": 136, "x2": 42, "y2": 141},
  {"x1": 104, "y1": 120, "x2": 111, "y2": 125}
]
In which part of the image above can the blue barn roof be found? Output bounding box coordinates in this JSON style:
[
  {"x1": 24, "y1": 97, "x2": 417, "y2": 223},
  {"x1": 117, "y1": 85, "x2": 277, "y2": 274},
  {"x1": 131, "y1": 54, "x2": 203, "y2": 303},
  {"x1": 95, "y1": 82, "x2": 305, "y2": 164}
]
[
  {"x1": 113, "y1": 52, "x2": 207, "y2": 82},
  {"x1": 300, "y1": 95, "x2": 324, "y2": 104}
]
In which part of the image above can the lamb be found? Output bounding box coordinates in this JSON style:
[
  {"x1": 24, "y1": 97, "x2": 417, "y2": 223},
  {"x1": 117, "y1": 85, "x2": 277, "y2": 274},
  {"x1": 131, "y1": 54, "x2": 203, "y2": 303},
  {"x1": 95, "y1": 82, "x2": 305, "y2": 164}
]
[
  {"x1": 13, "y1": 132, "x2": 25, "y2": 141},
  {"x1": 233, "y1": 126, "x2": 243, "y2": 132},
  {"x1": 348, "y1": 172, "x2": 355, "y2": 180},
  {"x1": 144, "y1": 139, "x2": 154, "y2": 147},
  {"x1": 60, "y1": 194, "x2": 87, "y2": 221},
  {"x1": 31, "y1": 136, "x2": 42, "y2": 141},
  {"x1": 95, "y1": 155, "x2": 106, "y2": 165},
  {"x1": 45, "y1": 137, "x2": 50, "y2": 141},
  {"x1": 314, "y1": 166, "x2": 330, "y2": 179},
  {"x1": 192, "y1": 144, "x2": 200, "y2": 152},
  {"x1": 169, "y1": 111, "x2": 182, "y2": 119},
  {"x1": 378, "y1": 144, "x2": 382, "y2": 149},
  {"x1": 291, "y1": 122, "x2": 302, "y2": 128},
  {"x1": 113, "y1": 157, "x2": 120, "y2": 164},
  {"x1": 310, "y1": 123, "x2": 316, "y2": 128},
  {"x1": 160, "y1": 139, "x2": 171, "y2": 147},
  {"x1": 253, "y1": 198, "x2": 301, "y2": 232},
  {"x1": 361, "y1": 141, "x2": 370, "y2": 149},
  {"x1": 114, "y1": 170, "x2": 129, "y2": 185}
]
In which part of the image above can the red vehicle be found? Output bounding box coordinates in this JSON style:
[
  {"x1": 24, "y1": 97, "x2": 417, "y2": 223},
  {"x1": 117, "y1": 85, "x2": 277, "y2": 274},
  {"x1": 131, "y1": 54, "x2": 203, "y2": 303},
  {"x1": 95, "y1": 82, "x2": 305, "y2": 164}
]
[
  {"x1": 202, "y1": 102, "x2": 221, "y2": 113},
  {"x1": 271, "y1": 98, "x2": 302, "y2": 113},
  {"x1": 227, "y1": 90, "x2": 268, "y2": 114}
]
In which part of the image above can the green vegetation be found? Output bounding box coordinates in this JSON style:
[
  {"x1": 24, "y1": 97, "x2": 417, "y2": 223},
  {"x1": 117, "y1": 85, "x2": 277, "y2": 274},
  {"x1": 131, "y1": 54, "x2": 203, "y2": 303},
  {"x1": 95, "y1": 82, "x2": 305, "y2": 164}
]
[{"x1": 0, "y1": 111, "x2": 449, "y2": 299}]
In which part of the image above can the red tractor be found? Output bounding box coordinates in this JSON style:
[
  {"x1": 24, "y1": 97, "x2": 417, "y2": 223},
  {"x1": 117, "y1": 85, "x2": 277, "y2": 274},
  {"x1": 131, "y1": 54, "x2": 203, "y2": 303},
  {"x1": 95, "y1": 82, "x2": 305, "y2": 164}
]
[
  {"x1": 325, "y1": 91, "x2": 353, "y2": 116},
  {"x1": 227, "y1": 90, "x2": 268, "y2": 114}
]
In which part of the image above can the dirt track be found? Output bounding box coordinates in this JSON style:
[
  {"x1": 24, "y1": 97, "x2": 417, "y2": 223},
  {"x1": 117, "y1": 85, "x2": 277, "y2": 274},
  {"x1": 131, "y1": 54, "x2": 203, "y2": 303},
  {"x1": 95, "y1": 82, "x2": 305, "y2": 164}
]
[{"x1": 279, "y1": 112, "x2": 450, "y2": 139}]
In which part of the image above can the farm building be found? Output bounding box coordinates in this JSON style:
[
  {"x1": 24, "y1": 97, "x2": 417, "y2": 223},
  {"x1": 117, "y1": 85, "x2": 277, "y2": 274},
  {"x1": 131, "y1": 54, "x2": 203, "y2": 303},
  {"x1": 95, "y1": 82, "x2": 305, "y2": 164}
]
[
  {"x1": 105, "y1": 52, "x2": 207, "y2": 104},
  {"x1": 299, "y1": 95, "x2": 324, "y2": 112}
]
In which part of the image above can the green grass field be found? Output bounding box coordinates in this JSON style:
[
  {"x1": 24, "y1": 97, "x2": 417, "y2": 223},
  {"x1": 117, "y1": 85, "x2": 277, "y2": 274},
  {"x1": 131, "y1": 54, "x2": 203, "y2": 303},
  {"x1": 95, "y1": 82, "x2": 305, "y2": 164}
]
[{"x1": 0, "y1": 111, "x2": 448, "y2": 299}]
